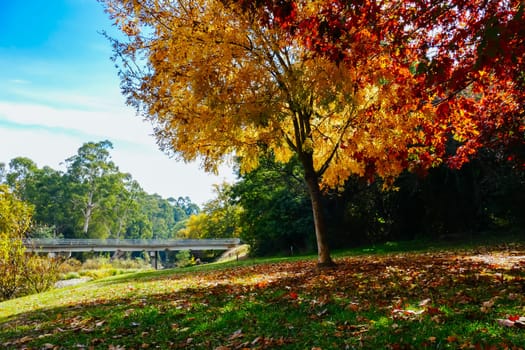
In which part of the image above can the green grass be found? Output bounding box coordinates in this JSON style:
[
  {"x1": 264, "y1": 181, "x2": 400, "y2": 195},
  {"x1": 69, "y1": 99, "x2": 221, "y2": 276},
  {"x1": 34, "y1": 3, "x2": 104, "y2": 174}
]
[{"x1": 1, "y1": 238, "x2": 525, "y2": 349}]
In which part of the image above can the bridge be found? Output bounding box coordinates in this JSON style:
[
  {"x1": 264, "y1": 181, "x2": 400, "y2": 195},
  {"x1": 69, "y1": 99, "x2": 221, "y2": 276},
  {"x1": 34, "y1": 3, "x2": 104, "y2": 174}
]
[{"x1": 23, "y1": 238, "x2": 241, "y2": 253}]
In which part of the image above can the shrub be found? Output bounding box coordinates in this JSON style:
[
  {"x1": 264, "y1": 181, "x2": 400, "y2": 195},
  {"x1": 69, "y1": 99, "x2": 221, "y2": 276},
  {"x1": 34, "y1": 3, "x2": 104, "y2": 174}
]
[
  {"x1": 0, "y1": 236, "x2": 26, "y2": 300},
  {"x1": 111, "y1": 257, "x2": 151, "y2": 270},
  {"x1": 79, "y1": 269, "x2": 110, "y2": 280},
  {"x1": 81, "y1": 257, "x2": 113, "y2": 270},
  {"x1": 22, "y1": 255, "x2": 62, "y2": 294},
  {"x1": 175, "y1": 250, "x2": 196, "y2": 268},
  {"x1": 62, "y1": 272, "x2": 81, "y2": 280},
  {"x1": 58, "y1": 258, "x2": 82, "y2": 275},
  {"x1": 0, "y1": 184, "x2": 33, "y2": 300}
]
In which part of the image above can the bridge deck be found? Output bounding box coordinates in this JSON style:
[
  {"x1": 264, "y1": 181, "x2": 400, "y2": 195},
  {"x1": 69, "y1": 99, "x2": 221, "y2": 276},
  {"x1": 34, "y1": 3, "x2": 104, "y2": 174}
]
[{"x1": 24, "y1": 238, "x2": 241, "y2": 253}]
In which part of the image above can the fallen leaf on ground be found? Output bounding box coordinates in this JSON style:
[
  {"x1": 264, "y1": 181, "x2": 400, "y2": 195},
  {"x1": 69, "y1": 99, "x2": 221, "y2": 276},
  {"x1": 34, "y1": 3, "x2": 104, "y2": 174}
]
[{"x1": 228, "y1": 329, "x2": 243, "y2": 340}]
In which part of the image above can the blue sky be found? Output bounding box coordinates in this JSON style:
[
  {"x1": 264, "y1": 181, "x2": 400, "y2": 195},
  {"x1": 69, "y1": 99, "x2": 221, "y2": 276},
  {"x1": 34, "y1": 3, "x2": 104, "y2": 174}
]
[{"x1": 0, "y1": 0, "x2": 235, "y2": 205}]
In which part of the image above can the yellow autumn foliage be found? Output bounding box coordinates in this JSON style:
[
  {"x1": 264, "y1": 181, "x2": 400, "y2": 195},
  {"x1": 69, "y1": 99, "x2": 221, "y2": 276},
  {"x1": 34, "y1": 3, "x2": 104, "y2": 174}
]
[
  {"x1": 103, "y1": 0, "x2": 437, "y2": 264},
  {"x1": 104, "y1": 0, "x2": 434, "y2": 189}
]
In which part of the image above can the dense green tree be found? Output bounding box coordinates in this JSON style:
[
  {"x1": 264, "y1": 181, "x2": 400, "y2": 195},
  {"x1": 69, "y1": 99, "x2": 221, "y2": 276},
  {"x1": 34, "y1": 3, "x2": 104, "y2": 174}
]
[
  {"x1": 125, "y1": 213, "x2": 154, "y2": 239},
  {"x1": 65, "y1": 141, "x2": 123, "y2": 238},
  {"x1": 138, "y1": 193, "x2": 177, "y2": 239},
  {"x1": 201, "y1": 183, "x2": 242, "y2": 238},
  {"x1": 104, "y1": 175, "x2": 142, "y2": 239},
  {"x1": 3, "y1": 159, "x2": 68, "y2": 236},
  {"x1": 174, "y1": 196, "x2": 200, "y2": 217},
  {"x1": 2, "y1": 148, "x2": 198, "y2": 241},
  {"x1": 5, "y1": 157, "x2": 38, "y2": 200},
  {"x1": 27, "y1": 166, "x2": 68, "y2": 238},
  {"x1": 232, "y1": 156, "x2": 313, "y2": 256},
  {"x1": 168, "y1": 197, "x2": 187, "y2": 223}
]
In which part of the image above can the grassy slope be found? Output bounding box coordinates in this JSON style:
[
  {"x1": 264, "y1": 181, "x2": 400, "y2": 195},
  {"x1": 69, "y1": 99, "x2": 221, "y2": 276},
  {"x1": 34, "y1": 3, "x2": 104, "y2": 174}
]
[{"x1": 1, "y1": 239, "x2": 525, "y2": 349}]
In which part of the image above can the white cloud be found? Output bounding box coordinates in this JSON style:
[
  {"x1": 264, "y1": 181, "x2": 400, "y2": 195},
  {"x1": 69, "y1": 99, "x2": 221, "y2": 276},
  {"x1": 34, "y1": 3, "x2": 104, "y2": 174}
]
[
  {"x1": 0, "y1": 100, "x2": 153, "y2": 147},
  {"x1": 111, "y1": 146, "x2": 236, "y2": 204},
  {"x1": 0, "y1": 127, "x2": 79, "y2": 170},
  {"x1": 9, "y1": 79, "x2": 31, "y2": 85}
]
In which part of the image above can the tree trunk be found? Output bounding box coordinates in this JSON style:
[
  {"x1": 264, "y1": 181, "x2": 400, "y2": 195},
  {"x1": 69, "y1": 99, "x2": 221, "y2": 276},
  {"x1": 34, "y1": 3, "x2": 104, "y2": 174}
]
[
  {"x1": 301, "y1": 155, "x2": 335, "y2": 267},
  {"x1": 82, "y1": 191, "x2": 95, "y2": 236}
]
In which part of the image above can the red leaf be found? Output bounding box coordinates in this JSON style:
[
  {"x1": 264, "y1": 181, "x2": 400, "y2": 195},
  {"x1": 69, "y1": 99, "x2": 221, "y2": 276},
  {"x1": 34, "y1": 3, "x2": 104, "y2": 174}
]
[{"x1": 426, "y1": 306, "x2": 441, "y2": 316}]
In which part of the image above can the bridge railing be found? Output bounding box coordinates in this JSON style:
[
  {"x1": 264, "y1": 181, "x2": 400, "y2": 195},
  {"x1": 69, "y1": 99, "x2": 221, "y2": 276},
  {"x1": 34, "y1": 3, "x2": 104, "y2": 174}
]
[{"x1": 24, "y1": 238, "x2": 241, "y2": 247}]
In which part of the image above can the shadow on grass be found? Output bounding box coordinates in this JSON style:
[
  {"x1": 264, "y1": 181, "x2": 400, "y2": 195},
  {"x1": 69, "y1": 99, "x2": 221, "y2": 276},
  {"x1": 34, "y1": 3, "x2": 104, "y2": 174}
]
[{"x1": 2, "y1": 248, "x2": 525, "y2": 349}]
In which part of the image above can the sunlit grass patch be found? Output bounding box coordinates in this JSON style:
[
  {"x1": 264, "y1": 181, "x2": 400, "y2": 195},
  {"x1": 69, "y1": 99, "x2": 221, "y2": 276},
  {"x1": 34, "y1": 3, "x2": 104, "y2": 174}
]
[{"x1": 1, "y1": 243, "x2": 525, "y2": 349}]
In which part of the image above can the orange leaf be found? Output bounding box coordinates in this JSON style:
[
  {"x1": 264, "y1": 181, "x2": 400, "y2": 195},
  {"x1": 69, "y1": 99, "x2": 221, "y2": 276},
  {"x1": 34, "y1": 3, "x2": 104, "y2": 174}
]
[{"x1": 257, "y1": 281, "x2": 268, "y2": 288}]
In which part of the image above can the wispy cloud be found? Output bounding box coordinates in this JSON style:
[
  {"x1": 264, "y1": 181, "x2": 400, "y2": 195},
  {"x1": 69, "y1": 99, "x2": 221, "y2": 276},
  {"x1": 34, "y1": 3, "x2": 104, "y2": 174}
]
[
  {"x1": 0, "y1": 100, "x2": 153, "y2": 147},
  {"x1": 9, "y1": 79, "x2": 31, "y2": 85}
]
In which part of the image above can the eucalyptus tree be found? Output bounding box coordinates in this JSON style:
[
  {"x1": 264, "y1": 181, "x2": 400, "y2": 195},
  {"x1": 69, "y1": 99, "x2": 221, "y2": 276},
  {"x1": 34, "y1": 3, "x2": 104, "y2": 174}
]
[
  {"x1": 65, "y1": 140, "x2": 122, "y2": 238},
  {"x1": 5, "y1": 157, "x2": 38, "y2": 199}
]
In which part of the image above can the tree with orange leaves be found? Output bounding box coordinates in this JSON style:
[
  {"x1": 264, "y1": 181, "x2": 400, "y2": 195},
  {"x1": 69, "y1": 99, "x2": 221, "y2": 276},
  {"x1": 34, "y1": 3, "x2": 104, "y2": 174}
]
[
  {"x1": 246, "y1": 0, "x2": 524, "y2": 169},
  {"x1": 101, "y1": 0, "x2": 440, "y2": 265}
]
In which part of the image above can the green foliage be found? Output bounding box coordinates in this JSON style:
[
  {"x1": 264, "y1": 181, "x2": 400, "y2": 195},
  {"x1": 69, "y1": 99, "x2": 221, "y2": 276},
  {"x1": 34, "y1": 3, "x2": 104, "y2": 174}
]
[
  {"x1": 231, "y1": 149, "x2": 525, "y2": 256},
  {"x1": 0, "y1": 185, "x2": 60, "y2": 300},
  {"x1": 61, "y1": 272, "x2": 81, "y2": 280},
  {"x1": 29, "y1": 224, "x2": 61, "y2": 239},
  {"x1": 139, "y1": 193, "x2": 177, "y2": 239},
  {"x1": 5, "y1": 157, "x2": 38, "y2": 199},
  {"x1": 3, "y1": 139, "x2": 522, "y2": 260},
  {"x1": 201, "y1": 183, "x2": 242, "y2": 238},
  {"x1": 175, "y1": 250, "x2": 196, "y2": 268},
  {"x1": 0, "y1": 184, "x2": 33, "y2": 238},
  {"x1": 65, "y1": 140, "x2": 124, "y2": 238},
  {"x1": 177, "y1": 183, "x2": 241, "y2": 239},
  {"x1": 0, "y1": 184, "x2": 33, "y2": 300},
  {"x1": 1, "y1": 142, "x2": 198, "y2": 241},
  {"x1": 21, "y1": 255, "x2": 61, "y2": 295},
  {"x1": 171, "y1": 196, "x2": 200, "y2": 217},
  {"x1": 0, "y1": 237, "x2": 26, "y2": 300},
  {"x1": 57, "y1": 256, "x2": 152, "y2": 280},
  {"x1": 233, "y1": 156, "x2": 314, "y2": 256}
]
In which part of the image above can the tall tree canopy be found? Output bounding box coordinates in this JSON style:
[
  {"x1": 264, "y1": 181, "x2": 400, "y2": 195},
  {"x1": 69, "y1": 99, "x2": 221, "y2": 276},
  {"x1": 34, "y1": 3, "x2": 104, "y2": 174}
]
[
  {"x1": 2, "y1": 142, "x2": 198, "y2": 240},
  {"x1": 103, "y1": 0, "x2": 438, "y2": 265},
  {"x1": 244, "y1": 0, "x2": 524, "y2": 168},
  {"x1": 65, "y1": 140, "x2": 123, "y2": 237}
]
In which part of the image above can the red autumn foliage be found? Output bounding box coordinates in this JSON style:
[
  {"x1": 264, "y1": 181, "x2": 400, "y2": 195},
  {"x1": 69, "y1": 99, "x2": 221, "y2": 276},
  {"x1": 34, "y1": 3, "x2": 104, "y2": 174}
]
[{"x1": 239, "y1": 0, "x2": 525, "y2": 170}]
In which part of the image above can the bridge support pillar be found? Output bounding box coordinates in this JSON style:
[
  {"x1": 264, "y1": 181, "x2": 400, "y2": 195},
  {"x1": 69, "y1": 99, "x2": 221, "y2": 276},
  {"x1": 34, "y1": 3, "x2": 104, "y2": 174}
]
[{"x1": 149, "y1": 251, "x2": 159, "y2": 270}]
